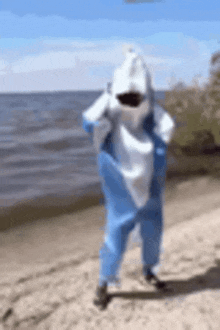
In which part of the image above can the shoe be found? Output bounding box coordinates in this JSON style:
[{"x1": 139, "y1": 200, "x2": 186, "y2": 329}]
[
  {"x1": 145, "y1": 269, "x2": 167, "y2": 291},
  {"x1": 93, "y1": 284, "x2": 111, "y2": 310}
]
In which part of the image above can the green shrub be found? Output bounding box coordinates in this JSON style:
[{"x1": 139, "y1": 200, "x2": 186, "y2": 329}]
[{"x1": 160, "y1": 51, "x2": 220, "y2": 155}]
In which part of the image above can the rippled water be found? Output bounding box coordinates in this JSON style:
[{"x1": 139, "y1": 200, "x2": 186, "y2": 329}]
[{"x1": 0, "y1": 90, "x2": 166, "y2": 211}]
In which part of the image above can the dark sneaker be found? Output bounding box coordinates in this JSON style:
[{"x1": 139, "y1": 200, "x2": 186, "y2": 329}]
[
  {"x1": 145, "y1": 269, "x2": 169, "y2": 291},
  {"x1": 93, "y1": 284, "x2": 111, "y2": 310},
  {"x1": 146, "y1": 273, "x2": 167, "y2": 290}
]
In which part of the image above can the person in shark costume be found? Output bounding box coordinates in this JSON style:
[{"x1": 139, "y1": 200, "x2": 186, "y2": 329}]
[{"x1": 82, "y1": 47, "x2": 175, "y2": 309}]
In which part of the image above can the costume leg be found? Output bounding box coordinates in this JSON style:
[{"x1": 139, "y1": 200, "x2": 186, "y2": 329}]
[
  {"x1": 139, "y1": 195, "x2": 164, "y2": 276},
  {"x1": 97, "y1": 151, "x2": 138, "y2": 286},
  {"x1": 99, "y1": 211, "x2": 136, "y2": 286}
]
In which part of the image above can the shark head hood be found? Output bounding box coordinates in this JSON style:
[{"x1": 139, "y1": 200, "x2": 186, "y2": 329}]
[
  {"x1": 112, "y1": 47, "x2": 152, "y2": 98},
  {"x1": 110, "y1": 47, "x2": 154, "y2": 130}
]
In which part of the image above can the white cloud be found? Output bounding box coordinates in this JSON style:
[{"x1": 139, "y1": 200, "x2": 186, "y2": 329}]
[
  {"x1": 12, "y1": 51, "x2": 76, "y2": 73},
  {"x1": 1, "y1": 10, "x2": 220, "y2": 91},
  {"x1": 0, "y1": 34, "x2": 219, "y2": 91},
  {"x1": 144, "y1": 55, "x2": 184, "y2": 66}
]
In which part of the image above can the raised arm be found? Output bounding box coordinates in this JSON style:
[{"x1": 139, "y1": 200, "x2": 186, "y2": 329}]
[{"x1": 82, "y1": 90, "x2": 112, "y2": 153}]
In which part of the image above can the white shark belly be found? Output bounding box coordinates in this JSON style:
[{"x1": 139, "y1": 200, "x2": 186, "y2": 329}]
[{"x1": 113, "y1": 123, "x2": 154, "y2": 209}]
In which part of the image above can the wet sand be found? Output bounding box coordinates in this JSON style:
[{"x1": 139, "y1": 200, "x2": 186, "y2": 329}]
[{"x1": 0, "y1": 175, "x2": 220, "y2": 329}]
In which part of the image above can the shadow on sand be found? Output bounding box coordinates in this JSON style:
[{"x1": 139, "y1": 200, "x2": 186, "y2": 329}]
[{"x1": 108, "y1": 261, "x2": 220, "y2": 304}]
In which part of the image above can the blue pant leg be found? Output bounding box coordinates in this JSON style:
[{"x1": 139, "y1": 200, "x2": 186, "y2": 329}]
[
  {"x1": 139, "y1": 136, "x2": 167, "y2": 275},
  {"x1": 97, "y1": 151, "x2": 138, "y2": 286},
  {"x1": 99, "y1": 211, "x2": 136, "y2": 286},
  {"x1": 139, "y1": 195, "x2": 164, "y2": 275}
]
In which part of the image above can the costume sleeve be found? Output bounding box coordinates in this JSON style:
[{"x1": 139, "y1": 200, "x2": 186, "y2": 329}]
[
  {"x1": 82, "y1": 91, "x2": 112, "y2": 153},
  {"x1": 153, "y1": 104, "x2": 175, "y2": 144}
]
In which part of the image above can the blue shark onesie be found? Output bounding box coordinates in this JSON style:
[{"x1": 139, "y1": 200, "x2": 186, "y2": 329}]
[{"x1": 82, "y1": 49, "x2": 175, "y2": 286}]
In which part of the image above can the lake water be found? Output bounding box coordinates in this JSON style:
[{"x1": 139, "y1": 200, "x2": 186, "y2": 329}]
[{"x1": 0, "y1": 90, "x2": 166, "y2": 216}]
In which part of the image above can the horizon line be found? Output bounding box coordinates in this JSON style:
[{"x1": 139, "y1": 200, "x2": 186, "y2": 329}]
[{"x1": 0, "y1": 88, "x2": 169, "y2": 95}]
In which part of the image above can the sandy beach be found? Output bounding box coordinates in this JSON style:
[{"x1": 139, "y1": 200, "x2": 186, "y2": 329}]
[{"x1": 0, "y1": 175, "x2": 220, "y2": 329}]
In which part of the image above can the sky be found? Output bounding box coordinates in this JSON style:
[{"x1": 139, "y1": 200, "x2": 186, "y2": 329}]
[{"x1": 0, "y1": 0, "x2": 220, "y2": 92}]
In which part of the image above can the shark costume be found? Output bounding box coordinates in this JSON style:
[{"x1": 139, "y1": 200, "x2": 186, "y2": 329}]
[{"x1": 82, "y1": 49, "x2": 175, "y2": 298}]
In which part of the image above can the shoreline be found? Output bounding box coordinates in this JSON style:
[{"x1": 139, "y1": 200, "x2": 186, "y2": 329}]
[
  {"x1": 1, "y1": 148, "x2": 220, "y2": 231},
  {"x1": 0, "y1": 168, "x2": 220, "y2": 232},
  {"x1": 1, "y1": 142, "x2": 220, "y2": 231}
]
